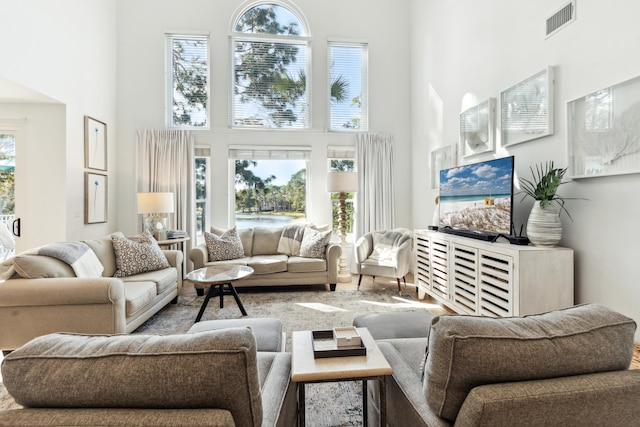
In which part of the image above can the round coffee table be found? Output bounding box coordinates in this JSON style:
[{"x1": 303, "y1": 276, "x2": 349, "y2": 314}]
[{"x1": 187, "y1": 265, "x2": 254, "y2": 322}]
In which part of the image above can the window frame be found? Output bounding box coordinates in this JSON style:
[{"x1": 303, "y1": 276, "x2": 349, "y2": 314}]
[
  {"x1": 327, "y1": 39, "x2": 369, "y2": 132},
  {"x1": 228, "y1": 145, "x2": 311, "y2": 229},
  {"x1": 165, "y1": 31, "x2": 211, "y2": 129},
  {"x1": 229, "y1": 2, "x2": 312, "y2": 130}
]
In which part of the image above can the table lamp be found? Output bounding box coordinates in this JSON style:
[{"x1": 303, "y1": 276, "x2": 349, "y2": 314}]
[
  {"x1": 327, "y1": 171, "x2": 358, "y2": 283},
  {"x1": 137, "y1": 192, "x2": 174, "y2": 240}
]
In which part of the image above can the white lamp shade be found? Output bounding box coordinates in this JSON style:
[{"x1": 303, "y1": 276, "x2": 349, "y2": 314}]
[
  {"x1": 137, "y1": 192, "x2": 175, "y2": 214},
  {"x1": 327, "y1": 171, "x2": 358, "y2": 193}
]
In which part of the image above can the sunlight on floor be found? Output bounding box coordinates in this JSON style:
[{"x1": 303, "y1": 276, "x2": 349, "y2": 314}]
[
  {"x1": 358, "y1": 296, "x2": 443, "y2": 310},
  {"x1": 295, "y1": 302, "x2": 348, "y2": 312}
]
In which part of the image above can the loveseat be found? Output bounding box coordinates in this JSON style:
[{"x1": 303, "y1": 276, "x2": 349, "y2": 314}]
[
  {"x1": 189, "y1": 224, "x2": 341, "y2": 293},
  {"x1": 354, "y1": 304, "x2": 640, "y2": 427},
  {"x1": 0, "y1": 232, "x2": 183, "y2": 352},
  {"x1": 0, "y1": 326, "x2": 297, "y2": 426}
]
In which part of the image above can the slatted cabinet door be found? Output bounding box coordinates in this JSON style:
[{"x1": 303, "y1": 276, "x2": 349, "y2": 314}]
[
  {"x1": 478, "y1": 251, "x2": 513, "y2": 316},
  {"x1": 429, "y1": 238, "x2": 450, "y2": 302},
  {"x1": 451, "y1": 244, "x2": 479, "y2": 314}
]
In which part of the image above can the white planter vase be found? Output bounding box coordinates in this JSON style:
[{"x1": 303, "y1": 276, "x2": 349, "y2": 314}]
[{"x1": 526, "y1": 201, "x2": 562, "y2": 247}]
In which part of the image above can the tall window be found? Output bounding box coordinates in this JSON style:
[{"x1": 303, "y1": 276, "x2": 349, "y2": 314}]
[
  {"x1": 230, "y1": 147, "x2": 310, "y2": 229},
  {"x1": 231, "y1": 3, "x2": 310, "y2": 129},
  {"x1": 166, "y1": 33, "x2": 209, "y2": 128},
  {"x1": 328, "y1": 41, "x2": 368, "y2": 131},
  {"x1": 195, "y1": 148, "x2": 210, "y2": 243}
]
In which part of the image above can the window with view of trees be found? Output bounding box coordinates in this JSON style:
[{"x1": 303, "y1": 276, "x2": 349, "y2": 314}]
[
  {"x1": 195, "y1": 155, "x2": 209, "y2": 241},
  {"x1": 166, "y1": 33, "x2": 209, "y2": 128},
  {"x1": 231, "y1": 3, "x2": 310, "y2": 128},
  {"x1": 234, "y1": 156, "x2": 308, "y2": 229},
  {"x1": 329, "y1": 42, "x2": 368, "y2": 131}
]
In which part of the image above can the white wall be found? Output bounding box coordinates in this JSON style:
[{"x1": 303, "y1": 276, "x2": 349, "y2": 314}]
[
  {"x1": 0, "y1": 0, "x2": 117, "y2": 245},
  {"x1": 411, "y1": 0, "x2": 640, "y2": 341},
  {"x1": 115, "y1": 0, "x2": 413, "y2": 235}
]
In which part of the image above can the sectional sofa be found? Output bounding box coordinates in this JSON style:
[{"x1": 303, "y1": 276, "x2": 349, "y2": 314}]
[{"x1": 0, "y1": 232, "x2": 183, "y2": 352}]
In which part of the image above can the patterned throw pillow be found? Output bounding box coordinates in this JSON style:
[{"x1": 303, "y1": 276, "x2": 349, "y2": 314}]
[
  {"x1": 299, "y1": 228, "x2": 332, "y2": 259},
  {"x1": 205, "y1": 227, "x2": 245, "y2": 261},
  {"x1": 111, "y1": 233, "x2": 170, "y2": 277}
]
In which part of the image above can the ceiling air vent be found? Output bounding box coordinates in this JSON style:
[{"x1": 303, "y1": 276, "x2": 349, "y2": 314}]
[{"x1": 546, "y1": 1, "x2": 576, "y2": 38}]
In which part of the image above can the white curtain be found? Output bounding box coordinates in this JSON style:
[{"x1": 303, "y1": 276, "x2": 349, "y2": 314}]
[
  {"x1": 355, "y1": 133, "x2": 395, "y2": 239},
  {"x1": 136, "y1": 129, "x2": 195, "y2": 270}
]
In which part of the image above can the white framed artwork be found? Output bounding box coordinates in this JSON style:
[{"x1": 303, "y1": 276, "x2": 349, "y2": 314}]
[
  {"x1": 568, "y1": 74, "x2": 640, "y2": 179},
  {"x1": 460, "y1": 98, "x2": 495, "y2": 157},
  {"x1": 500, "y1": 66, "x2": 554, "y2": 146},
  {"x1": 430, "y1": 145, "x2": 457, "y2": 189}
]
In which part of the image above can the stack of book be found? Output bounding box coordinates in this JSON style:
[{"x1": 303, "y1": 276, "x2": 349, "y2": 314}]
[{"x1": 167, "y1": 230, "x2": 188, "y2": 239}]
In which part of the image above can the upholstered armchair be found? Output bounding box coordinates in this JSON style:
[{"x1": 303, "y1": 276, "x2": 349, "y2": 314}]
[{"x1": 354, "y1": 228, "x2": 412, "y2": 293}]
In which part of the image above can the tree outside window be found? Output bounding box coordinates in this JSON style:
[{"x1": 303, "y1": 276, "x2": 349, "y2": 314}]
[
  {"x1": 234, "y1": 159, "x2": 307, "y2": 229},
  {"x1": 231, "y1": 3, "x2": 310, "y2": 128},
  {"x1": 167, "y1": 34, "x2": 209, "y2": 128}
]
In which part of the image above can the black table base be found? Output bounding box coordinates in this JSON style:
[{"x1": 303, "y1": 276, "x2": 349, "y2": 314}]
[{"x1": 195, "y1": 282, "x2": 247, "y2": 322}]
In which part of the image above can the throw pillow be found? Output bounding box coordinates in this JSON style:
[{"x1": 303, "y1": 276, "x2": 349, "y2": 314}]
[
  {"x1": 111, "y1": 233, "x2": 170, "y2": 277},
  {"x1": 277, "y1": 223, "x2": 307, "y2": 256},
  {"x1": 205, "y1": 227, "x2": 245, "y2": 261},
  {"x1": 299, "y1": 227, "x2": 332, "y2": 259},
  {"x1": 422, "y1": 303, "x2": 637, "y2": 421}
]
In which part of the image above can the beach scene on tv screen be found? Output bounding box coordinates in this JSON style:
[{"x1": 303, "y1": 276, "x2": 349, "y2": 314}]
[{"x1": 439, "y1": 157, "x2": 512, "y2": 234}]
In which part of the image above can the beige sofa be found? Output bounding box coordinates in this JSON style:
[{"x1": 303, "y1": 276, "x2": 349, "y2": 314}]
[
  {"x1": 0, "y1": 233, "x2": 183, "y2": 352},
  {"x1": 189, "y1": 225, "x2": 341, "y2": 293},
  {"x1": 0, "y1": 326, "x2": 296, "y2": 426},
  {"x1": 354, "y1": 304, "x2": 640, "y2": 427}
]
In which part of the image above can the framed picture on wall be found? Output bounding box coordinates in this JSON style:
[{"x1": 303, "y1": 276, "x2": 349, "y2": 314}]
[
  {"x1": 568, "y1": 73, "x2": 640, "y2": 179},
  {"x1": 500, "y1": 66, "x2": 555, "y2": 146},
  {"x1": 85, "y1": 172, "x2": 108, "y2": 224},
  {"x1": 84, "y1": 116, "x2": 107, "y2": 171},
  {"x1": 460, "y1": 98, "x2": 495, "y2": 157},
  {"x1": 430, "y1": 145, "x2": 457, "y2": 189}
]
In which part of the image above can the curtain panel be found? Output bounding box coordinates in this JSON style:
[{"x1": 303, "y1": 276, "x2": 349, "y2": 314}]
[
  {"x1": 136, "y1": 129, "x2": 196, "y2": 270},
  {"x1": 355, "y1": 133, "x2": 395, "y2": 239}
]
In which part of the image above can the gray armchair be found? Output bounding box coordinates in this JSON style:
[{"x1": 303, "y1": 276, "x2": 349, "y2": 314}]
[{"x1": 354, "y1": 228, "x2": 412, "y2": 293}]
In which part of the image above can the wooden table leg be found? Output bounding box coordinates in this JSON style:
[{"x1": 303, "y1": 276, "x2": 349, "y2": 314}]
[
  {"x1": 298, "y1": 382, "x2": 306, "y2": 426},
  {"x1": 363, "y1": 379, "x2": 368, "y2": 427},
  {"x1": 379, "y1": 376, "x2": 387, "y2": 427}
]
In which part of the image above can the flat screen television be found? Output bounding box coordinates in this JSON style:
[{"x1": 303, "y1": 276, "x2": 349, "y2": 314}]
[{"x1": 438, "y1": 156, "x2": 514, "y2": 240}]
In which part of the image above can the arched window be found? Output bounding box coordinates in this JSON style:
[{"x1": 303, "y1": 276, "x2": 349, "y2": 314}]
[{"x1": 231, "y1": 2, "x2": 310, "y2": 129}]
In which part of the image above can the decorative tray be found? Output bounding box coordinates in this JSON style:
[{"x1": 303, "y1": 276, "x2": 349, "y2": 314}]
[{"x1": 311, "y1": 329, "x2": 367, "y2": 358}]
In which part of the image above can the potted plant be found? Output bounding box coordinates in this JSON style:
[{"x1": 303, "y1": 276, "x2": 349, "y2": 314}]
[{"x1": 519, "y1": 161, "x2": 570, "y2": 247}]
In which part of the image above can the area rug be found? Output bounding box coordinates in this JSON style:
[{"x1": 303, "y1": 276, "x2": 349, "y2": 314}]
[{"x1": 0, "y1": 284, "x2": 444, "y2": 426}]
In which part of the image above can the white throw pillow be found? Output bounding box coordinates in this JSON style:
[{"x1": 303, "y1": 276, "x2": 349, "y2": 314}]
[{"x1": 205, "y1": 227, "x2": 245, "y2": 261}]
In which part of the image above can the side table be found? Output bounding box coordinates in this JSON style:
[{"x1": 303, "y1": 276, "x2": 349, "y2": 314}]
[
  {"x1": 156, "y1": 236, "x2": 190, "y2": 278},
  {"x1": 291, "y1": 327, "x2": 392, "y2": 426}
]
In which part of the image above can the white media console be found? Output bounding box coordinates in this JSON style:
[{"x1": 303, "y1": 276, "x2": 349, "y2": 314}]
[{"x1": 414, "y1": 229, "x2": 574, "y2": 317}]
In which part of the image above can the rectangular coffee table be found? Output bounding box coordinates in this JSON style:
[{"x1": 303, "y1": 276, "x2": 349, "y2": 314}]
[{"x1": 291, "y1": 327, "x2": 392, "y2": 426}]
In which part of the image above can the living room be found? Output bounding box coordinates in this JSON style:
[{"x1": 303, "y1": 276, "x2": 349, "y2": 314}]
[{"x1": 0, "y1": 0, "x2": 638, "y2": 347}]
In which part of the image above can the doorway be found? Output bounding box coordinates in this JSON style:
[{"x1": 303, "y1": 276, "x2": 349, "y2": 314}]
[{"x1": 0, "y1": 133, "x2": 15, "y2": 259}]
